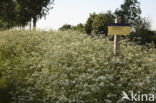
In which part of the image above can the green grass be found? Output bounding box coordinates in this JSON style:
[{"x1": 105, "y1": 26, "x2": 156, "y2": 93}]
[{"x1": 0, "y1": 30, "x2": 156, "y2": 103}]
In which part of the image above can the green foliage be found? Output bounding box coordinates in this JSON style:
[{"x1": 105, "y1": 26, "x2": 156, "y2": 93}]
[
  {"x1": 85, "y1": 13, "x2": 97, "y2": 35},
  {"x1": 0, "y1": 30, "x2": 156, "y2": 103},
  {"x1": 0, "y1": 0, "x2": 55, "y2": 28},
  {"x1": 115, "y1": 0, "x2": 156, "y2": 45},
  {"x1": 134, "y1": 17, "x2": 150, "y2": 30},
  {"x1": 0, "y1": 0, "x2": 17, "y2": 28},
  {"x1": 73, "y1": 23, "x2": 85, "y2": 32},
  {"x1": 85, "y1": 11, "x2": 114, "y2": 35},
  {"x1": 115, "y1": 0, "x2": 141, "y2": 27},
  {"x1": 92, "y1": 13, "x2": 114, "y2": 35},
  {"x1": 15, "y1": 0, "x2": 54, "y2": 28},
  {"x1": 59, "y1": 24, "x2": 73, "y2": 31},
  {"x1": 130, "y1": 18, "x2": 156, "y2": 45},
  {"x1": 59, "y1": 23, "x2": 85, "y2": 32},
  {"x1": 0, "y1": 19, "x2": 7, "y2": 29},
  {"x1": 131, "y1": 28, "x2": 156, "y2": 45}
]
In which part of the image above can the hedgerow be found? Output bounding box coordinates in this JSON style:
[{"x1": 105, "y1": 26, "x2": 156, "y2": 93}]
[{"x1": 0, "y1": 30, "x2": 156, "y2": 103}]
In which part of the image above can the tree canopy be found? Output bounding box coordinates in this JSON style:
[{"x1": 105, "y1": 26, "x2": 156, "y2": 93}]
[
  {"x1": 115, "y1": 0, "x2": 141, "y2": 27},
  {"x1": 85, "y1": 13, "x2": 97, "y2": 35},
  {"x1": 0, "y1": 0, "x2": 55, "y2": 29},
  {"x1": 84, "y1": 12, "x2": 115, "y2": 35},
  {"x1": 59, "y1": 24, "x2": 73, "y2": 31},
  {"x1": 92, "y1": 12, "x2": 114, "y2": 35},
  {"x1": 0, "y1": 0, "x2": 17, "y2": 28},
  {"x1": 16, "y1": 0, "x2": 54, "y2": 29}
]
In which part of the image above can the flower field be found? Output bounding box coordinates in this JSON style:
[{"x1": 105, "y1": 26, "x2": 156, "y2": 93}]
[{"x1": 0, "y1": 30, "x2": 156, "y2": 103}]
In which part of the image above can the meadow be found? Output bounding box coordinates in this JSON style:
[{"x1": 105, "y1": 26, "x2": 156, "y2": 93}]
[{"x1": 0, "y1": 30, "x2": 156, "y2": 103}]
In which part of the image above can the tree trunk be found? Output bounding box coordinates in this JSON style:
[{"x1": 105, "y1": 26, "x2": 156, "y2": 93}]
[{"x1": 33, "y1": 17, "x2": 37, "y2": 30}]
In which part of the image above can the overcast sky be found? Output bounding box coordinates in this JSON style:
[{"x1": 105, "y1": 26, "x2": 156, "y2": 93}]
[{"x1": 37, "y1": 0, "x2": 156, "y2": 30}]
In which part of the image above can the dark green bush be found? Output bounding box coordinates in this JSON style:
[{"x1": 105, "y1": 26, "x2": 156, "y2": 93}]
[
  {"x1": 130, "y1": 28, "x2": 156, "y2": 45},
  {"x1": 59, "y1": 24, "x2": 73, "y2": 31},
  {"x1": 73, "y1": 23, "x2": 85, "y2": 32},
  {"x1": 92, "y1": 13, "x2": 112, "y2": 35},
  {"x1": 85, "y1": 11, "x2": 115, "y2": 36},
  {"x1": 85, "y1": 13, "x2": 97, "y2": 35}
]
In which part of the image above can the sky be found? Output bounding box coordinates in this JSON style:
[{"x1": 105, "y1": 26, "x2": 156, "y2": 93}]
[{"x1": 37, "y1": 0, "x2": 156, "y2": 30}]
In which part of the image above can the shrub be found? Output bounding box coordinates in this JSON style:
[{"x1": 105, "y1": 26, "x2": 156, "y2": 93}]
[
  {"x1": 59, "y1": 24, "x2": 73, "y2": 31},
  {"x1": 73, "y1": 23, "x2": 85, "y2": 32},
  {"x1": 85, "y1": 13, "x2": 97, "y2": 35},
  {"x1": 85, "y1": 11, "x2": 115, "y2": 36},
  {"x1": 130, "y1": 28, "x2": 156, "y2": 45},
  {"x1": 92, "y1": 13, "x2": 112, "y2": 35}
]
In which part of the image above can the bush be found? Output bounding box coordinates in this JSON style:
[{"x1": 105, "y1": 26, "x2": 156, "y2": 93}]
[
  {"x1": 85, "y1": 11, "x2": 115, "y2": 36},
  {"x1": 85, "y1": 13, "x2": 97, "y2": 35},
  {"x1": 130, "y1": 28, "x2": 156, "y2": 45},
  {"x1": 129, "y1": 17, "x2": 156, "y2": 46},
  {"x1": 92, "y1": 13, "x2": 112, "y2": 35},
  {"x1": 59, "y1": 24, "x2": 73, "y2": 31},
  {"x1": 0, "y1": 30, "x2": 156, "y2": 103},
  {"x1": 73, "y1": 23, "x2": 85, "y2": 32}
]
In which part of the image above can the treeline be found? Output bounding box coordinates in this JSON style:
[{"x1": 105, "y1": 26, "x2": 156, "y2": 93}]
[
  {"x1": 59, "y1": 11, "x2": 115, "y2": 36},
  {"x1": 0, "y1": 0, "x2": 54, "y2": 29},
  {"x1": 59, "y1": 0, "x2": 156, "y2": 45}
]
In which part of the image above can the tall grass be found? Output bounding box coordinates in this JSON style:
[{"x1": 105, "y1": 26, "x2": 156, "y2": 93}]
[{"x1": 0, "y1": 30, "x2": 156, "y2": 103}]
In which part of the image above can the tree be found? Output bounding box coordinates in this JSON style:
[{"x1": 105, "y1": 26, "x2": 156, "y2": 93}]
[
  {"x1": 130, "y1": 18, "x2": 156, "y2": 45},
  {"x1": 0, "y1": 0, "x2": 17, "y2": 28},
  {"x1": 15, "y1": 0, "x2": 31, "y2": 27},
  {"x1": 92, "y1": 12, "x2": 115, "y2": 35},
  {"x1": 85, "y1": 11, "x2": 115, "y2": 35},
  {"x1": 59, "y1": 24, "x2": 73, "y2": 31},
  {"x1": 85, "y1": 13, "x2": 97, "y2": 35},
  {"x1": 73, "y1": 23, "x2": 85, "y2": 32},
  {"x1": 15, "y1": 0, "x2": 55, "y2": 29},
  {"x1": 115, "y1": 0, "x2": 141, "y2": 28},
  {"x1": 115, "y1": 0, "x2": 156, "y2": 45}
]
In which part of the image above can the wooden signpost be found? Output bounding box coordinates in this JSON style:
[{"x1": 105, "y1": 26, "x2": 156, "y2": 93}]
[{"x1": 108, "y1": 17, "x2": 130, "y2": 57}]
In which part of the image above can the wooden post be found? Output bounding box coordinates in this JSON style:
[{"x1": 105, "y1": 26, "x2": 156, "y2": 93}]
[
  {"x1": 114, "y1": 17, "x2": 121, "y2": 57},
  {"x1": 29, "y1": 19, "x2": 31, "y2": 31}
]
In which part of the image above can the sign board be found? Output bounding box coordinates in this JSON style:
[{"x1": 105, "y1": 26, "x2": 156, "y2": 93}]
[{"x1": 108, "y1": 23, "x2": 130, "y2": 35}]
